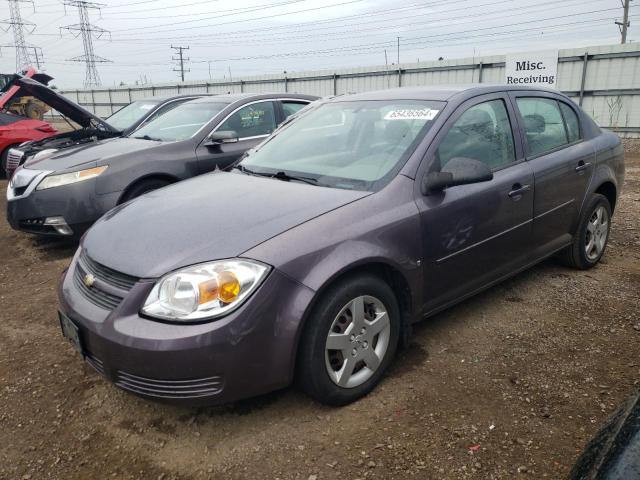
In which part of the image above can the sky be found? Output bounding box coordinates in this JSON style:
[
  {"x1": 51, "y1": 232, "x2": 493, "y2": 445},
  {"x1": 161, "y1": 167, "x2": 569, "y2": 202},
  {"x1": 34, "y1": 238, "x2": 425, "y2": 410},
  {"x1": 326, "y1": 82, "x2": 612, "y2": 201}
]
[{"x1": 0, "y1": 0, "x2": 636, "y2": 89}]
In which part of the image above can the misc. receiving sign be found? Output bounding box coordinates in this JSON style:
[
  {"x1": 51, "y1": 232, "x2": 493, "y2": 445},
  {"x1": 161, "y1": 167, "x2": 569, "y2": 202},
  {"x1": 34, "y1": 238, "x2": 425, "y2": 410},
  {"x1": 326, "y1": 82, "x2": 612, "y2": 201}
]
[{"x1": 505, "y1": 50, "x2": 559, "y2": 89}]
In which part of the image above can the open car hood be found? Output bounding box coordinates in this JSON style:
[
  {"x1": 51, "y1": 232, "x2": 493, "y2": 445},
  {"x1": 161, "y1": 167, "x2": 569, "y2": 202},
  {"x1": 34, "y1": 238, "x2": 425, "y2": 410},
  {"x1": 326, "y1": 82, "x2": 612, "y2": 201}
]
[{"x1": 2, "y1": 77, "x2": 118, "y2": 132}]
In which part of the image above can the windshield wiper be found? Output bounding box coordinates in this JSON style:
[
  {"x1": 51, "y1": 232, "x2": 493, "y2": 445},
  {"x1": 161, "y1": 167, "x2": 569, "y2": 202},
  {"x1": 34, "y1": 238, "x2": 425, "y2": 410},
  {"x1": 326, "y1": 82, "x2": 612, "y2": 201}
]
[
  {"x1": 232, "y1": 165, "x2": 318, "y2": 186},
  {"x1": 133, "y1": 134, "x2": 161, "y2": 141}
]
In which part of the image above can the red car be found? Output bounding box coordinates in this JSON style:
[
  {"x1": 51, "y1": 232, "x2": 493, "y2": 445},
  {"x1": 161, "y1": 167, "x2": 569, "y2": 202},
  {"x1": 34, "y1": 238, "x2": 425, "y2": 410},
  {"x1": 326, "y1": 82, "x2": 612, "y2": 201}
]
[
  {"x1": 0, "y1": 113, "x2": 57, "y2": 176},
  {"x1": 0, "y1": 68, "x2": 58, "y2": 177}
]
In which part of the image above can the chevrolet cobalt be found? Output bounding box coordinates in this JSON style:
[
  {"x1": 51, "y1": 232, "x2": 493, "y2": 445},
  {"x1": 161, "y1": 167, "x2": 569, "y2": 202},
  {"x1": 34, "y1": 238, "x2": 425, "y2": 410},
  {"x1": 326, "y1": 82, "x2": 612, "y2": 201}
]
[{"x1": 58, "y1": 85, "x2": 624, "y2": 406}]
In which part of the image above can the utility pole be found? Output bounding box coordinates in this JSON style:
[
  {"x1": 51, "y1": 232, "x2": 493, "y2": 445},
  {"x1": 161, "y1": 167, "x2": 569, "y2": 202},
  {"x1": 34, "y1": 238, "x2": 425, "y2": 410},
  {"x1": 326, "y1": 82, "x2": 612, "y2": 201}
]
[
  {"x1": 61, "y1": 1, "x2": 111, "y2": 88},
  {"x1": 171, "y1": 45, "x2": 189, "y2": 82},
  {"x1": 616, "y1": 0, "x2": 632, "y2": 44},
  {"x1": 397, "y1": 36, "x2": 400, "y2": 65},
  {"x1": 1, "y1": 0, "x2": 38, "y2": 70}
]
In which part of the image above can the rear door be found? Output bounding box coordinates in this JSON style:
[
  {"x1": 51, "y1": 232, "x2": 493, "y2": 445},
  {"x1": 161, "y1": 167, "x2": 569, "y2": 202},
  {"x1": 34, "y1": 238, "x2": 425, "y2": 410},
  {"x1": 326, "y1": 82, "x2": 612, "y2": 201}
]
[
  {"x1": 414, "y1": 93, "x2": 534, "y2": 312},
  {"x1": 509, "y1": 93, "x2": 595, "y2": 256},
  {"x1": 195, "y1": 100, "x2": 277, "y2": 173},
  {"x1": 276, "y1": 99, "x2": 311, "y2": 125}
]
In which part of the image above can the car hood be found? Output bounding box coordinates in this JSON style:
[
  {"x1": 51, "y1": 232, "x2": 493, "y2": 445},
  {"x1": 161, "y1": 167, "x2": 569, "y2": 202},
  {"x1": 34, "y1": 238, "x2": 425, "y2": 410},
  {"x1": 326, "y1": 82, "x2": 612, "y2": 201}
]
[
  {"x1": 83, "y1": 171, "x2": 370, "y2": 278},
  {"x1": 4, "y1": 77, "x2": 118, "y2": 132},
  {"x1": 24, "y1": 137, "x2": 161, "y2": 172}
]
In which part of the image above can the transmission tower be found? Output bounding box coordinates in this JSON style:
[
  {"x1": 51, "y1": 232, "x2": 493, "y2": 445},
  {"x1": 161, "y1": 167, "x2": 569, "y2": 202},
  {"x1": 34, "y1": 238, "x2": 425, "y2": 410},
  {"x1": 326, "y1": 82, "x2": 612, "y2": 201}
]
[
  {"x1": 171, "y1": 45, "x2": 190, "y2": 82},
  {"x1": 0, "y1": 0, "x2": 38, "y2": 70},
  {"x1": 61, "y1": 1, "x2": 111, "y2": 88}
]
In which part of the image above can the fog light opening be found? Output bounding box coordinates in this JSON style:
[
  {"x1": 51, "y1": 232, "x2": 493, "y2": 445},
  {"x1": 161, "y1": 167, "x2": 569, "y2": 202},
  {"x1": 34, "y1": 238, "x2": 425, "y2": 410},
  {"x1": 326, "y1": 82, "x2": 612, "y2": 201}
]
[{"x1": 44, "y1": 216, "x2": 73, "y2": 236}]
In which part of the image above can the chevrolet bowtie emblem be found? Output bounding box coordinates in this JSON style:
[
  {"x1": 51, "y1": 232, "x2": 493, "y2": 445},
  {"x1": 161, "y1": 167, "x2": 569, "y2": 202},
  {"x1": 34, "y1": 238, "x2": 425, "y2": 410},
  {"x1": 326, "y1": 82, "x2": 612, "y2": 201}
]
[{"x1": 83, "y1": 273, "x2": 96, "y2": 288}]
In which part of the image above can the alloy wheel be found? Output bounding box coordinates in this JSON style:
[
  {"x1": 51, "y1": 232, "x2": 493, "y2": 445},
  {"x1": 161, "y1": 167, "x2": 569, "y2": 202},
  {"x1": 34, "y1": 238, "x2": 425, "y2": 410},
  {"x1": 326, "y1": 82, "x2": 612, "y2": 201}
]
[
  {"x1": 585, "y1": 205, "x2": 609, "y2": 261},
  {"x1": 324, "y1": 295, "x2": 391, "y2": 389}
]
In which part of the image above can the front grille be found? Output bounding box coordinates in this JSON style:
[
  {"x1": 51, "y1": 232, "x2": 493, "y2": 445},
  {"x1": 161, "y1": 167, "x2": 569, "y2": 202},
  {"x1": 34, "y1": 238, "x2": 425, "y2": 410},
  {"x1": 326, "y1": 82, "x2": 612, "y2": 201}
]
[
  {"x1": 79, "y1": 250, "x2": 138, "y2": 290},
  {"x1": 73, "y1": 266, "x2": 123, "y2": 310},
  {"x1": 6, "y1": 149, "x2": 24, "y2": 175},
  {"x1": 72, "y1": 251, "x2": 138, "y2": 310},
  {"x1": 115, "y1": 371, "x2": 224, "y2": 400},
  {"x1": 85, "y1": 354, "x2": 105, "y2": 376}
]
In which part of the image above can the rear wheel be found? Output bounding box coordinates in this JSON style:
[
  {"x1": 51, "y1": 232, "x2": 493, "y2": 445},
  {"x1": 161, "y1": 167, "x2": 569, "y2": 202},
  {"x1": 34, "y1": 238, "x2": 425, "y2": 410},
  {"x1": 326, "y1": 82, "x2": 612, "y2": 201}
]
[
  {"x1": 298, "y1": 274, "x2": 400, "y2": 406},
  {"x1": 120, "y1": 178, "x2": 171, "y2": 203},
  {"x1": 559, "y1": 193, "x2": 612, "y2": 269}
]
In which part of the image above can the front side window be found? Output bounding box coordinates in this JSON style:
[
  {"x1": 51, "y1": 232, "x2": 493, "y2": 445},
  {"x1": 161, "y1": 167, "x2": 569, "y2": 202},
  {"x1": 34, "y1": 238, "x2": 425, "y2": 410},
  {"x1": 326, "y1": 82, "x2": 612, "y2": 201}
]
[
  {"x1": 130, "y1": 101, "x2": 228, "y2": 142},
  {"x1": 517, "y1": 97, "x2": 568, "y2": 156},
  {"x1": 241, "y1": 99, "x2": 444, "y2": 191},
  {"x1": 217, "y1": 101, "x2": 276, "y2": 139},
  {"x1": 436, "y1": 99, "x2": 516, "y2": 171}
]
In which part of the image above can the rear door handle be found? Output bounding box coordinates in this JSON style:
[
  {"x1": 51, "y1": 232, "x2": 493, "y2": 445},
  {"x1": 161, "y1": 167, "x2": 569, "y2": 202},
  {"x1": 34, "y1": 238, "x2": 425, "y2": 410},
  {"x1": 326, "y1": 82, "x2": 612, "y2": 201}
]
[
  {"x1": 575, "y1": 160, "x2": 592, "y2": 172},
  {"x1": 508, "y1": 183, "x2": 531, "y2": 198}
]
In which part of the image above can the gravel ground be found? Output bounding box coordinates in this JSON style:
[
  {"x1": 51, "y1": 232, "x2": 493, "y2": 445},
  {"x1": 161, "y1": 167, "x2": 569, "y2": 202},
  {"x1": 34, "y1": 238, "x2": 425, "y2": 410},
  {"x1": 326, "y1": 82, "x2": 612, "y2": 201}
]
[{"x1": 0, "y1": 156, "x2": 639, "y2": 480}]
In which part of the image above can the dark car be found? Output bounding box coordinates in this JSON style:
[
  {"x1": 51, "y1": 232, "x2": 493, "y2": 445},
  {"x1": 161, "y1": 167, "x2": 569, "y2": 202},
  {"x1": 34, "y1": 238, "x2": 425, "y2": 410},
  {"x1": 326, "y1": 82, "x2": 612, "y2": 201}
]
[
  {"x1": 3, "y1": 77, "x2": 206, "y2": 178},
  {"x1": 57, "y1": 85, "x2": 624, "y2": 407},
  {"x1": 6, "y1": 92, "x2": 317, "y2": 236},
  {"x1": 569, "y1": 390, "x2": 640, "y2": 480}
]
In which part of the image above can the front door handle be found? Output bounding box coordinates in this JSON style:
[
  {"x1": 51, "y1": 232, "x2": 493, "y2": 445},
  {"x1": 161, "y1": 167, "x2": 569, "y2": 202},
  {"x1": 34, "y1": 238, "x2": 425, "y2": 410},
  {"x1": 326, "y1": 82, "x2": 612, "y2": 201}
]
[
  {"x1": 508, "y1": 183, "x2": 531, "y2": 198},
  {"x1": 575, "y1": 160, "x2": 592, "y2": 172}
]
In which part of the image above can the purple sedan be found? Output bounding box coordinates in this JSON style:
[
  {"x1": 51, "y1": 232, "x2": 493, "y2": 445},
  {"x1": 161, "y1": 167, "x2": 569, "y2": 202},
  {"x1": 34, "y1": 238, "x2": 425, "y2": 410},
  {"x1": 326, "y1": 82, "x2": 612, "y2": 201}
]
[{"x1": 57, "y1": 85, "x2": 624, "y2": 406}]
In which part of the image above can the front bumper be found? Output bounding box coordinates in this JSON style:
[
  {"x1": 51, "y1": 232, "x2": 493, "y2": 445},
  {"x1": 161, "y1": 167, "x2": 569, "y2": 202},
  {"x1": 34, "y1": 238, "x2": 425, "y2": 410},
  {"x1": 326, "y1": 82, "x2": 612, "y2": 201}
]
[
  {"x1": 58, "y1": 249, "x2": 315, "y2": 407},
  {"x1": 6, "y1": 168, "x2": 119, "y2": 236}
]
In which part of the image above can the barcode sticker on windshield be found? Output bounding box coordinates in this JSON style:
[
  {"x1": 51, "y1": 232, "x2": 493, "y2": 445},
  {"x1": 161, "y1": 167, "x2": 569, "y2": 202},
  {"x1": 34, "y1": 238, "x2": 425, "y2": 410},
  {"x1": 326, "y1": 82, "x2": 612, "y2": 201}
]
[{"x1": 384, "y1": 109, "x2": 439, "y2": 121}]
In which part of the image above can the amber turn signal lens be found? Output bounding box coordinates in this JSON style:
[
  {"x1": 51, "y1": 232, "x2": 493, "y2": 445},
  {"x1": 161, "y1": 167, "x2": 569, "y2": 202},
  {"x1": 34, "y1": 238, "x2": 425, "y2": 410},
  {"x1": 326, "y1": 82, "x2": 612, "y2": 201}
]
[
  {"x1": 198, "y1": 278, "x2": 218, "y2": 305},
  {"x1": 218, "y1": 271, "x2": 241, "y2": 303},
  {"x1": 78, "y1": 166, "x2": 108, "y2": 178}
]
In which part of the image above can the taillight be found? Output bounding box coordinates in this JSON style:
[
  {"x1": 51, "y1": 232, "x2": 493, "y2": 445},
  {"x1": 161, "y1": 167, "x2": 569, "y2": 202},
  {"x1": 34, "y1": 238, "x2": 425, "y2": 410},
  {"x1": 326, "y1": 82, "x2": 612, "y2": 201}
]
[{"x1": 35, "y1": 125, "x2": 57, "y2": 133}]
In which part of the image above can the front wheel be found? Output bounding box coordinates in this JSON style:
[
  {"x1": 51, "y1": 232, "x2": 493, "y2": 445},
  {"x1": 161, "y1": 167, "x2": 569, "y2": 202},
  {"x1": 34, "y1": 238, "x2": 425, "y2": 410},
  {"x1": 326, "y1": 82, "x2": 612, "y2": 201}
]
[
  {"x1": 559, "y1": 193, "x2": 612, "y2": 269},
  {"x1": 298, "y1": 274, "x2": 400, "y2": 406},
  {"x1": 120, "y1": 178, "x2": 171, "y2": 203}
]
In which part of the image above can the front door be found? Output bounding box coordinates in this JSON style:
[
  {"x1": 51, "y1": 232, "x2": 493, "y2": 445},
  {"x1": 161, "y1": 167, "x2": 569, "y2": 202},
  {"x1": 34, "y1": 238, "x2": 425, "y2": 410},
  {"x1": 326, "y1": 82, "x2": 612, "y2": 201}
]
[
  {"x1": 195, "y1": 100, "x2": 277, "y2": 173},
  {"x1": 414, "y1": 94, "x2": 534, "y2": 313}
]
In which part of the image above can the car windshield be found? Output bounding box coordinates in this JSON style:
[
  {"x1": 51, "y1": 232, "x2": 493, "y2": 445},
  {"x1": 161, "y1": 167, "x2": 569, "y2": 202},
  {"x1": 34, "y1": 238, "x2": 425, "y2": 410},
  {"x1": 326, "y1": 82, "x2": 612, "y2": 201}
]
[
  {"x1": 240, "y1": 100, "x2": 444, "y2": 191},
  {"x1": 106, "y1": 100, "x2": 160, "y2": 131},
  {"x1": 130, "y1": 101, "x2": 229, "y2": 142}
]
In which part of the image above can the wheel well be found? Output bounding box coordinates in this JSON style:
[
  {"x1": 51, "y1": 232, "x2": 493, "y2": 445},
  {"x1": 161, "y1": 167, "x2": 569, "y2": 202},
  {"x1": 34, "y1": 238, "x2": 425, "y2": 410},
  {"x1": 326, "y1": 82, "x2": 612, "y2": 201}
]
[
  {"x1": 595, "y1": 181, "x2": 617, "y2": 213},
  {"x1": 118, "y1": 174, "x2": 178, "y2": 204},
  {"x1": 294, "y1": 262, "x2": 414, "y2": 377}
]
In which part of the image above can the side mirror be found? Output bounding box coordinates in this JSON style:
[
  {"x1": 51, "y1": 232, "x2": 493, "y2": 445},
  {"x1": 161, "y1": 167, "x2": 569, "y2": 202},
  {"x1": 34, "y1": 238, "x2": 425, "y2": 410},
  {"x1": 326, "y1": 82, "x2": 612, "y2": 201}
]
[
  {"x1": 421, "y1": 157, "x2": 493, "y2": 195},
  {"x1": 206, "y1": 130, "x2": 239, "y2": 146}
]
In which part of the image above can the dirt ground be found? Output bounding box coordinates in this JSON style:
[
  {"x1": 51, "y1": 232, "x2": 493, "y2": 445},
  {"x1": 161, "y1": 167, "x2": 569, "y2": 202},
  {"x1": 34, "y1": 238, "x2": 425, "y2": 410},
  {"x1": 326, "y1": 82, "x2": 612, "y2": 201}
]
[{"x1": 1, "y1": 156, "x2": 639, "y2": 480}]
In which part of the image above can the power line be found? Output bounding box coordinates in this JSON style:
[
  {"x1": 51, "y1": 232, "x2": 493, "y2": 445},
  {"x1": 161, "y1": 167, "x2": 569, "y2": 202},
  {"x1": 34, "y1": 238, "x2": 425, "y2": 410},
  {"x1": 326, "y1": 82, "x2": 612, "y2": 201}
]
[
  {"x1": 60, "y1": 1, "x2": 111, "y2": 88},
  {"x1": 171, "y1": 45, "x2": 189, "y2": 82}
]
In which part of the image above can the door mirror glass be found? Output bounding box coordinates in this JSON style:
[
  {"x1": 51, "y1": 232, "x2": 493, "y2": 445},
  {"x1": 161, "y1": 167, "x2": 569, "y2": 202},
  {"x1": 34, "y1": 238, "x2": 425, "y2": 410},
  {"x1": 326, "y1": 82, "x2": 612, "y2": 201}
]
[
  {"x1": 421, "y1": 157, "x2": 493, "y2": 195},
  {"x1": 206, "y1": 130, "x2": 239, "y2": 146}
]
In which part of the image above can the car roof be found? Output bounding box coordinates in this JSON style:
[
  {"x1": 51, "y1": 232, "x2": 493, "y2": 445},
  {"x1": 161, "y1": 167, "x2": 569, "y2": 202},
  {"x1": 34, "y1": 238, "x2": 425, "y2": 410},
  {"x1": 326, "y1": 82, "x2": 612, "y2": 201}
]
[
  {"x1": 328, "y1": 84, "x2": 561, "y2": 102},
  {"x1": 187, "y1": 92, "x2": 318, "y2": 105},
  {"x1": 136, "y1": 94, "x2": 213, "y2": 103}
]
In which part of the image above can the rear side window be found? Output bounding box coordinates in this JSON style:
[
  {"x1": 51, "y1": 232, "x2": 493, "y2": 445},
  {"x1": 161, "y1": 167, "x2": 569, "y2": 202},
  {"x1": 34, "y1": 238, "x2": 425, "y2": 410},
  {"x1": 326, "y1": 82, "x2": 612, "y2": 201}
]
[
  {"x1": 517, "y1": 98, "x2": 568, "y2": 156},
  {"x1": 282, "y1": 101, "x2": 308, "y2": 118},
  {"x1": 436, "y1": 99, "x2": 516, "y2": 170},
  {"x1": 218, "y1": 101, "x2": 276, "y2": 139},
  {"x1": 559, "y1": 102, "x2": 581, "y2": 143}
]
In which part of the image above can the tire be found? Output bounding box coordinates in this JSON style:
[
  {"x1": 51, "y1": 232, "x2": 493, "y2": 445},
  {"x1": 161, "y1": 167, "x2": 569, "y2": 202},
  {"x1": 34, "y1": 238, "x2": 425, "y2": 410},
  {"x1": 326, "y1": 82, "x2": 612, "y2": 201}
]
[
  {"x1": 298, "y1": 274, "x2": 400, "y2": 406},
  {"x1": 120, "y1": 178, "x2": 171, "y2": 203},
  {"x1": 559, "y1": 193, "x2": 612, "y2": 269}
]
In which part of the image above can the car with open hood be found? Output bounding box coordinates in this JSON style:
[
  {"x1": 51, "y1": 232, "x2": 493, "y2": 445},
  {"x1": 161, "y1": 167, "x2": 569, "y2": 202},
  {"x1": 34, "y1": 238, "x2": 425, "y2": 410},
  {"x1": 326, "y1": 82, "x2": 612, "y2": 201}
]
[
  {"x1": 3, "y1": 76, "x2": 206, "y2": 178},
  {"x1": 56, "y1": 85, "x2": 624, "y2": 407},
  {"x1": 6, "y1": 92, "x2": 317, "y2": 236}
]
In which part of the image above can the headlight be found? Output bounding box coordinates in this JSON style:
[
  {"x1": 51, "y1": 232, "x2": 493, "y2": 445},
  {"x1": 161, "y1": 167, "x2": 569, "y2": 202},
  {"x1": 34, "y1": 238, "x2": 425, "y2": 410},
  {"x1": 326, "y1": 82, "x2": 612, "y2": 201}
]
[
  {"x1": 141, "y1": 259, "x2": 270, "y2": 322},
  {"x1": 36, "y1": 166, "x2": 107, "y2": 190}
]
